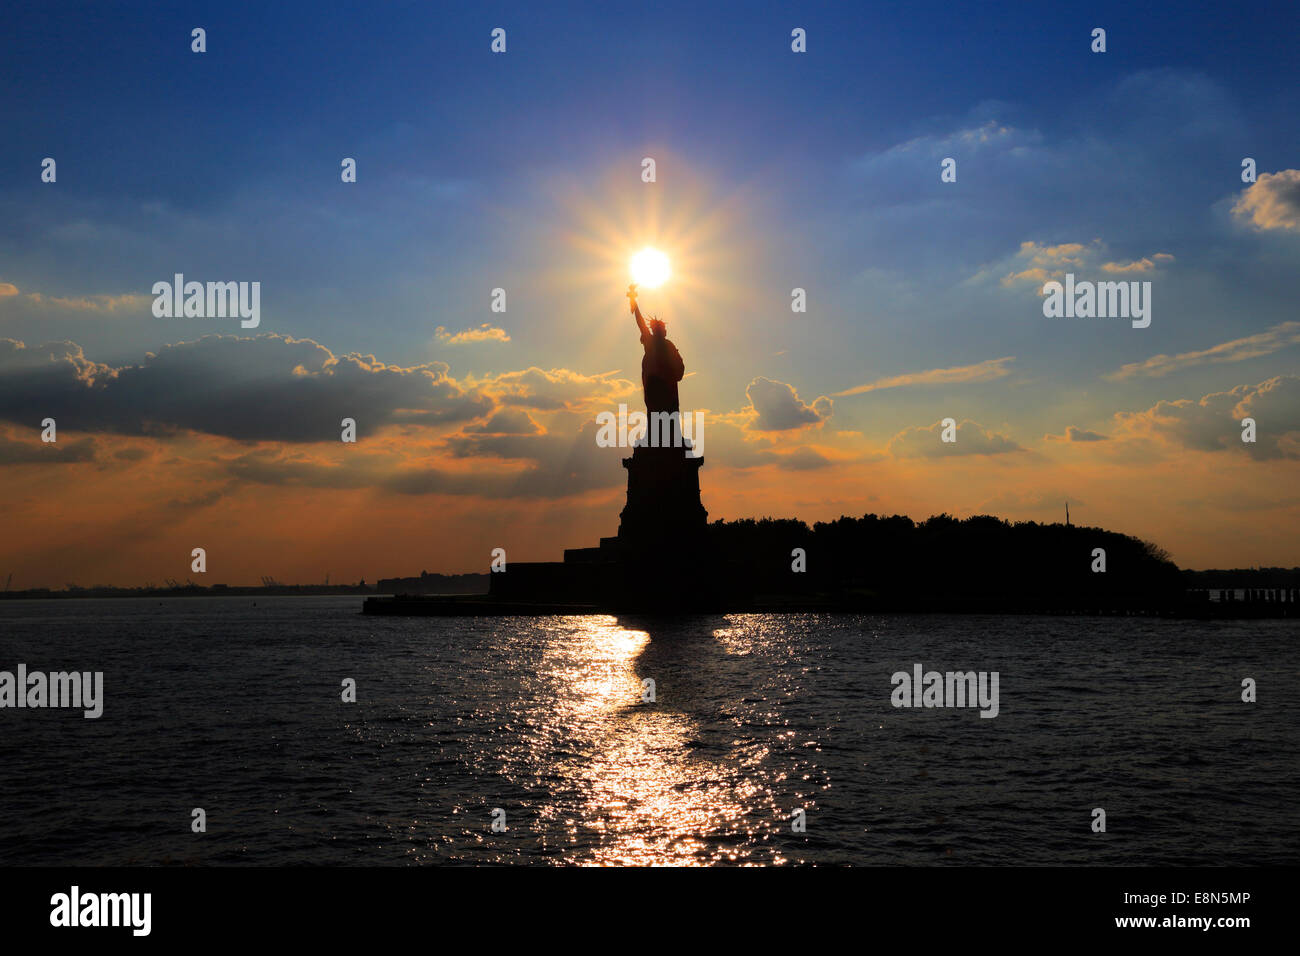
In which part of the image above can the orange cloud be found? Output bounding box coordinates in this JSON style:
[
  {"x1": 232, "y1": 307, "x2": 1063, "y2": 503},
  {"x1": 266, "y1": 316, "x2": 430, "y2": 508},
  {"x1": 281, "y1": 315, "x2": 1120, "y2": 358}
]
[
  {"x1": 1107, "y1": 321, "x2": 1300, "y2": 380},
  {"x1": 995, "y1": 240, "x2": 1172, "y2": 287},
  {"x1": 1232, "y1": 169, "x2": 1300, "y2": 232},
  {"x1": 22, "y1": 291, "x2": 150, "y2": 311},
  {"x1": 999, "y1": 240, "x2": 1097, "y2": 285},
  {"x1": 1045, "y1": 426, "x2": 1109, "y2": 442},
  {"x1": 436, "y1": 323, "x2": 511, "y2": 344},
  {"x1": 1113, "y1": 375, "x2": 1300, "y2": 460},
  {"x1": 1101, "y1": 253, "x2": 1174, "y2": 273}
]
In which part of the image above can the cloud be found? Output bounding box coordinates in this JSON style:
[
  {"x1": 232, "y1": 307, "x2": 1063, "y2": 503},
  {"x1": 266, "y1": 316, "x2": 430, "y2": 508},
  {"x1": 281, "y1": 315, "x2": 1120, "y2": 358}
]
[
  {"x1": 436, "y1": 323, "x2": 511, "y2": 344},
  {"x1": 219, "y1": 403, "x2": 842, "y2": 502},
  {"x1": 464, "y1": 409, "x2": 541, "y2": 435},
  {"x1": 846, "y1": 72, "x2": 1241, "y2": 286},
  {"x1": 669, "y1": 416, "x2": 838, "y2": 472},
  {"x1": 855, "y1": 120, "x2": 1041, "y2": 177},
  {"x1": 443, "y1": 415, "x2": 832, "y2": 491},
  {"x1": 226, "y1": 417, "x2": 623, "y2": 500},
  {"x1": 998, "y1": 240, "x2": 1097, "y2": 286},
  {"x1": 0, "y1": 335, "x2": 714, "y2": 501},
  {"x1": 1232, "y1": 169, "x2": 1300, "y2": 232},
  {"x1": 0, "y1": 430, "x2": 97, "y2": 465},
  {"x1": 743, "y1": 377, "x2": 832, "y2": 431},
  {"x1": 0, "y1": 335, "x2": 494, "y2": 441},
  {"x1": 1114, "y1": 375, "x2": 1300, "y2": 460},
  {"x1": 835, "y1": 356, "x2": 1014, "y2": 397},
  {"x1": 20, "y1": 292, "x2": 151, "y2": 312},
  {"x1": 1107, "y1": 321, "x2": 1300, "y2": 380},
  {"x1": 994, "y1": 240, "x2": 1173, "y2": 287},
  {"x1": 1045, "y1": 426, "x2": 1109, "y2": 442},
  {"x1": 0, "y1": 284, "x2": 151, "y2": 313},
  {"x1": 777, "y1": 445, "x2": 832, "y2": 470},
  {"x1": 887, "y1": 419, "x2": 1022, "y2": 458},
  {"x1": 477, "y1": 367, "x2": 637, "y2": 412},
  {"x1": 0, "y1": 339, "x2": 112, "y2": 383},
  {"x1": 222, "y1": 448, "x2": 392, "y2": 492},
  {"x1": 1101, "y1": 253, "x2": 1175, "y2": 273}
]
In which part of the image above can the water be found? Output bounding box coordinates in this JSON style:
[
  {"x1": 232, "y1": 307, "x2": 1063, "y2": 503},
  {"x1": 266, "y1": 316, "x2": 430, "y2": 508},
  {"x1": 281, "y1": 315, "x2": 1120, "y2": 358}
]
[{"x1": 1, "y1": 597, "x2": 1296, "y2": 866}]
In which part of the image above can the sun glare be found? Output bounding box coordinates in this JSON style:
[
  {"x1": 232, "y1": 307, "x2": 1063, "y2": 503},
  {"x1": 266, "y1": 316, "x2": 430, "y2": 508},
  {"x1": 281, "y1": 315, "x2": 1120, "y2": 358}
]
[{"x1": 630, "y1": 247, "x2": 671, "y2": 288}]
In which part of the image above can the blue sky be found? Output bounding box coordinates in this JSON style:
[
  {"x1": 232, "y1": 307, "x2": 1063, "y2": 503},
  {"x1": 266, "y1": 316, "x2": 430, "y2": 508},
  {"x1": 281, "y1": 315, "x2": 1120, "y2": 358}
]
[{"x1": 2, "y1": 1, "x2": 1298, "y2": 583}]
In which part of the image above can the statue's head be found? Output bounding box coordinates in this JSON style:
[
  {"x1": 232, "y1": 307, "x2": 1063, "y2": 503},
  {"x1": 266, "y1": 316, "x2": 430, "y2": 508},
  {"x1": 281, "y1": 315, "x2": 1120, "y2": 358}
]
[{"x1": 648, "y1": 316, "x2": 667, "y2": 338}]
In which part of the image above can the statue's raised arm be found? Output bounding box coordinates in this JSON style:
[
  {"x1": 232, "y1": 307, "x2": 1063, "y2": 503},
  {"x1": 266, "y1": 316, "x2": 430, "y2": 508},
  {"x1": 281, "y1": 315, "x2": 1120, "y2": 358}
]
[{"x1": 628, "y1": 283, "x2": 649, "y2": 339}]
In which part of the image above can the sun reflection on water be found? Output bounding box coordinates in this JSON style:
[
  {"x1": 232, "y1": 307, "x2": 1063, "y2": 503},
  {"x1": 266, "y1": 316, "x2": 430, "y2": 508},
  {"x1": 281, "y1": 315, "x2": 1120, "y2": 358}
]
[{"x1": 527, "y1": 616, "x2": 787, "y2": 866}]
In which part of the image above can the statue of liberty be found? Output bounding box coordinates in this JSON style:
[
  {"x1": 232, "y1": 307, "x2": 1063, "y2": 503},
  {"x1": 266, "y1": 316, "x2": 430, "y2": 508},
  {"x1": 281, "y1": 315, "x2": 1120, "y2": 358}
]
[
  {"x1": 616, "y1": 282, "x2": 706, "y2": 558},
  {"x1": 627, "y1": 283, "x2": 684, "y2": 415}
]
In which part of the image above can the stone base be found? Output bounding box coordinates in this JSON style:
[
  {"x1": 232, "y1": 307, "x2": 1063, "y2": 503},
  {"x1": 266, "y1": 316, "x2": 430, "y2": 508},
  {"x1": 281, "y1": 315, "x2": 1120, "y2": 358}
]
[
  {"x1": 617, "y1": 441, "x2": 708, "y2": 560},
  {"x1": 486, "y1": 437, "x2": 712, "y2": 610}
]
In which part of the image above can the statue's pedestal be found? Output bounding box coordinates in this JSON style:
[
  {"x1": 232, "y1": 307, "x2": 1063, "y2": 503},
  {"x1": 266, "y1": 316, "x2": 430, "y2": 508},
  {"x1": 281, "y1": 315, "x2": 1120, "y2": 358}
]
[
  {"x1": 488, "y1": 432, "x2": 712, "y2": 611},
  {"x1": 616, "y1": 440, "x2": 708, "y2": 561}
]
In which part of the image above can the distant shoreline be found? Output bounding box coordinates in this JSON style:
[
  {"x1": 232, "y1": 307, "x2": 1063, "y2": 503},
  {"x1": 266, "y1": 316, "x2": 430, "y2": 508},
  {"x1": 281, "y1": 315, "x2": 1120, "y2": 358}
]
[
  {"x1": 2, "y1": 586, "x2": 388, "y2": 600},
  {"x1": 0, "y1": 572, "x2": 489, "y2": 600},
  {"x1": 5, "y1": 570, "x2": 1297, "y2": 602}
]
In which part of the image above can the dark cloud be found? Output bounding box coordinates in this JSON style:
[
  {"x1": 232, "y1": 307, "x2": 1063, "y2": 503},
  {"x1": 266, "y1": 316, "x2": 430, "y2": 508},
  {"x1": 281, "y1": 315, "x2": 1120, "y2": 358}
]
[
  {"x1": 0, "y1": 335, "x2": 844, "y2": 495},
  {"x1": 1046, "y1": 426, "x2": 1109, "y2": 442},
  {"x1": 1116, "y1": 375, "x2": 1300, "y2": 460},
  {"x1": 442, "y1": 420, "x2": 621, "y2": 497},
  {"x1": 0, "y1": 335, "x2": 493, "y2": 442},
  {"x1": 0, "y1": 431, "x2": 97, "y2": 465},
  {"x1": 226, "y1": 419, "x2": 624, "y2": 500},
  {"x1": 223, "y1": 410, "x2": 832, "y2": 501},
  {"x1": 745, "y1": 377, "x2": 832, "y2": 431}
]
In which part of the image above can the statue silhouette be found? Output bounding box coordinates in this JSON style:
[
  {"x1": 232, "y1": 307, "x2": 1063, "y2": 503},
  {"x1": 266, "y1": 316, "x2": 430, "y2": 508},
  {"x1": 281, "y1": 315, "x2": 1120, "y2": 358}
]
[
  {"x1": 615, "y1": 283, "x2": 708, "y2": 573},
  {"x1": 628, "y1": 283, "x2": 684, "y2": 414}
]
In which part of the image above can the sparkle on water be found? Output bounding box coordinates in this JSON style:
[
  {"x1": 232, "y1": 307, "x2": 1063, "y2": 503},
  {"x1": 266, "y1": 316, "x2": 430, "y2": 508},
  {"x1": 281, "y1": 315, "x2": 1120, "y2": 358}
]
[{"x1": 521, "y1": 616, "x2": 786, "y2": 865}]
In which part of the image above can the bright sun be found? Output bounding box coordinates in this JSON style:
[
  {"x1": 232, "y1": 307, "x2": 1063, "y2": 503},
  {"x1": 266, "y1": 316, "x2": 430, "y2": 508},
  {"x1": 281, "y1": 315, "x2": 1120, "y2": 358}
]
[{"x1": 629, "y1": 247, "x2": 671, "y2": 288}]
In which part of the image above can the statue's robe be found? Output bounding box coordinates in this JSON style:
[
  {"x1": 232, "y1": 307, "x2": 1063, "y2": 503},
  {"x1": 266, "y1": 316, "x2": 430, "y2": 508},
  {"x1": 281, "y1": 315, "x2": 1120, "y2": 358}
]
[{"x1": 641, "y1": 331, "x2": 684, "y2": 413}]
